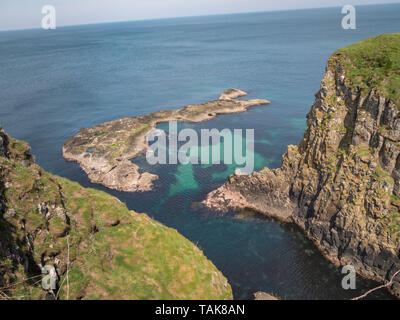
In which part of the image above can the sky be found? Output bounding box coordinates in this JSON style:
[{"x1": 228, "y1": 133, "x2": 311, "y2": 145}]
[{"x1": 0, "y1": 0, "x2": 399, "y2": 31}]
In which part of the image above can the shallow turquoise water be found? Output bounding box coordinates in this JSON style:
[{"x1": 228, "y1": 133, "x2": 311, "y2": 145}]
[{"x1": 1, "y1": 4, "x2": 400, "y2": 299}]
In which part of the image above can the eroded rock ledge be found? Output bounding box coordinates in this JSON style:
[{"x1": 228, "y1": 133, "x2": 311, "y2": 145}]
[
  {"x1": 253, "y1": 291, "x2": 280, "y2": 300},
  {"x1": 63, "y1": 89, "x2": 270, "y2": 192},
  {"x1": 202, "y1": 35, "x2": 400, "y2": 298}
]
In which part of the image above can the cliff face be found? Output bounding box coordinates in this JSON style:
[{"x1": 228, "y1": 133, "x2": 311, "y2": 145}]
[
  {"x1": 0, "y1": 127, "x2": 232, "y2": 300},
  {"x1": 202, "y1": 34, "x2": 400, "y2": 297}
]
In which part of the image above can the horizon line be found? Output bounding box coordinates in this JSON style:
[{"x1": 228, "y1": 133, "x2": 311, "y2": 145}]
[{"x1": 0, "y1": 1, "x2": 399, "y2": 33}]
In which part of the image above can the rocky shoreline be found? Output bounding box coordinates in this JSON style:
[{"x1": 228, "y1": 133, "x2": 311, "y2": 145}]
[
  {"x1": 201, "y1": 35, "x2": 400, "y2": 298},
  {"x1": 63, "y1": 89, "x2": 270, "y2": 192}
]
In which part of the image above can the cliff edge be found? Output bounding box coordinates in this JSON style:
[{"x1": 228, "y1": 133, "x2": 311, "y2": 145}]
[
  {"x1": 202, "y1": 34, "x2": 400, "y2": 298},
  {"x1": 0, "y1": 127, "x2": 232, "y2": 300}
]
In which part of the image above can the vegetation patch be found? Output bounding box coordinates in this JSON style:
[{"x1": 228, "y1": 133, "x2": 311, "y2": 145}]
[
  {"x1": 0, "y1": 132, "x2": 233, "y2": 300},
  {"x1": 333, "y1": 33, "x2": 400, "y2": 107}
]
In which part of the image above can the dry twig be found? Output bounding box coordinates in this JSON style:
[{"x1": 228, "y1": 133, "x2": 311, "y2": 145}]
[{"x1": 351, "y1": 269, "x2": 400, "y2": 300}]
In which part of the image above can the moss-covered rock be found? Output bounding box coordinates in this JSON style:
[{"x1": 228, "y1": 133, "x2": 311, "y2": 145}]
[{"x1": 0, "y1": 127, "x2": 232, "y2": 300}]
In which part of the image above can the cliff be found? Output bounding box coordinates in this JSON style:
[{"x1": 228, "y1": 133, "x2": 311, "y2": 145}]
[
  {"x1": 63, "y1": 89, "x2": 269, "y2": 193},
  {"x1": 0, "y1": 127, "x2": 232, "y2": 300},
  {"x1": 202, "y1": 34, "x2": 400, "y2": 298}
]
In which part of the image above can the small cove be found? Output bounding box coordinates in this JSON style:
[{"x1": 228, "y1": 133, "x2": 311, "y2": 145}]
[{"x1": 1, "y1": 4, "x2": 400, "y2": 299}]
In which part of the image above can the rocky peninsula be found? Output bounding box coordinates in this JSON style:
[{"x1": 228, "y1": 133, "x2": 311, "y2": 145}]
[
  {"x1": 0, "y1": 127, "x2": 232, "y2": 299},
  {"x1": 63, "y1": 89, "x2": 270, "y2": 192},
  {"x1": 202, "y1": 34, "x2": 400, "y2": 298}
]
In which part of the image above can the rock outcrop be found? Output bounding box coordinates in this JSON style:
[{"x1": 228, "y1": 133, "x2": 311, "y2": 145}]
[
  {"x1": 253, "y1": 291, "x2": 280, "y2": 300},
  {"x1": 218, "y1": 88, "x2": 248, "y2": 100},
  {"x1": 0, "y1": 127, "x2": 232, "y2": 300},
  {"x1": 63, "y1": 89, "x2": 270, "y2": 193},
  {"x1": 202, "y1": 34, "x2": 400, "y2": 298}
]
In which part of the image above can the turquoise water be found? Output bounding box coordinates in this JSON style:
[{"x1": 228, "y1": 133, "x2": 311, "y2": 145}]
[{"x1": 1, "y1": 4, "x2": 400, "y2": 299}]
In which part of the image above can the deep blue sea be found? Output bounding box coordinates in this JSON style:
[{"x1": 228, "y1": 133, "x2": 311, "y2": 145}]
[{"x1": 1, "y1": 4, "x2": 400, "y2": 299}]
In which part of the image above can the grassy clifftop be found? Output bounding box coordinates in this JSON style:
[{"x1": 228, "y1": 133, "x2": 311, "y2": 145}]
[
  {"x1": 332, "y1": 33, "x2": 400, "y2": 105},
  {"x1": 0, "y1": 128, "x2": 232, "y2": 300}
]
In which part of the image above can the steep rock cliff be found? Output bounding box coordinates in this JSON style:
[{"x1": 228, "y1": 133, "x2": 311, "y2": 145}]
[{"x1": 202, "y1": 34, "x2": 400, "y2": 297}]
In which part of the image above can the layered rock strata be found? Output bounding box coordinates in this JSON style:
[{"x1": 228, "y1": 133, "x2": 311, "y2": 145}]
[{"x1": 202, "y1": 34, "x2": 400, "y2": 298}]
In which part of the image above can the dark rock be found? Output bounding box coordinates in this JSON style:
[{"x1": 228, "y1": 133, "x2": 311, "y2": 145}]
[{"x1": 202, "y1": 36, "x2": 400, "y2": 298}]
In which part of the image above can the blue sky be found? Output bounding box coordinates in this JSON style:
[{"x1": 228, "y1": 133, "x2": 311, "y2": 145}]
[{"x1": 0, "y1": 0, "x2": 399, "y2": 31}]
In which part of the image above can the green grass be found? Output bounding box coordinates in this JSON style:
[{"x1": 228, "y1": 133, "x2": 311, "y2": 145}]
[
  {"x1": 339, "y1": 124, "x2": 347, "y2": 134},
  {"x1": 372, "y1": 166, "x2": 395, "y2": 187},
  {"x1": 391, "y1": 194, "x2": 400, "y2": 207},
  {"x1": 8, "y1": 138, "x2": 31, "y2": 156},
  {"x1": 355, "y1": 145, "x2": 371, "y2": 158},
  {"x1": 59, "y1": 217, "x2": 232, "y2": 300},
  {"x1": 333, "y1": 33, "x2": 400, "y2": 106},
  {"x1": 384, "y1": 211, "x2": 400, "y2": 239},
  {"x1": 1, "y1": 136, "x2": 233, "y2": 300}
]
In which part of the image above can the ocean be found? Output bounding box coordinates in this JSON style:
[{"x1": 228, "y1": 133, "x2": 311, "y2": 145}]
[{"x1": 1, "y1": 3, "x2": 400, "y2": 299}]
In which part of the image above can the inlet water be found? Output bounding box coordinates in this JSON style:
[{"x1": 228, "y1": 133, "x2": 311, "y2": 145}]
[{"x1": 1, "y1": 4, "x2": 399, "y2": 299}]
